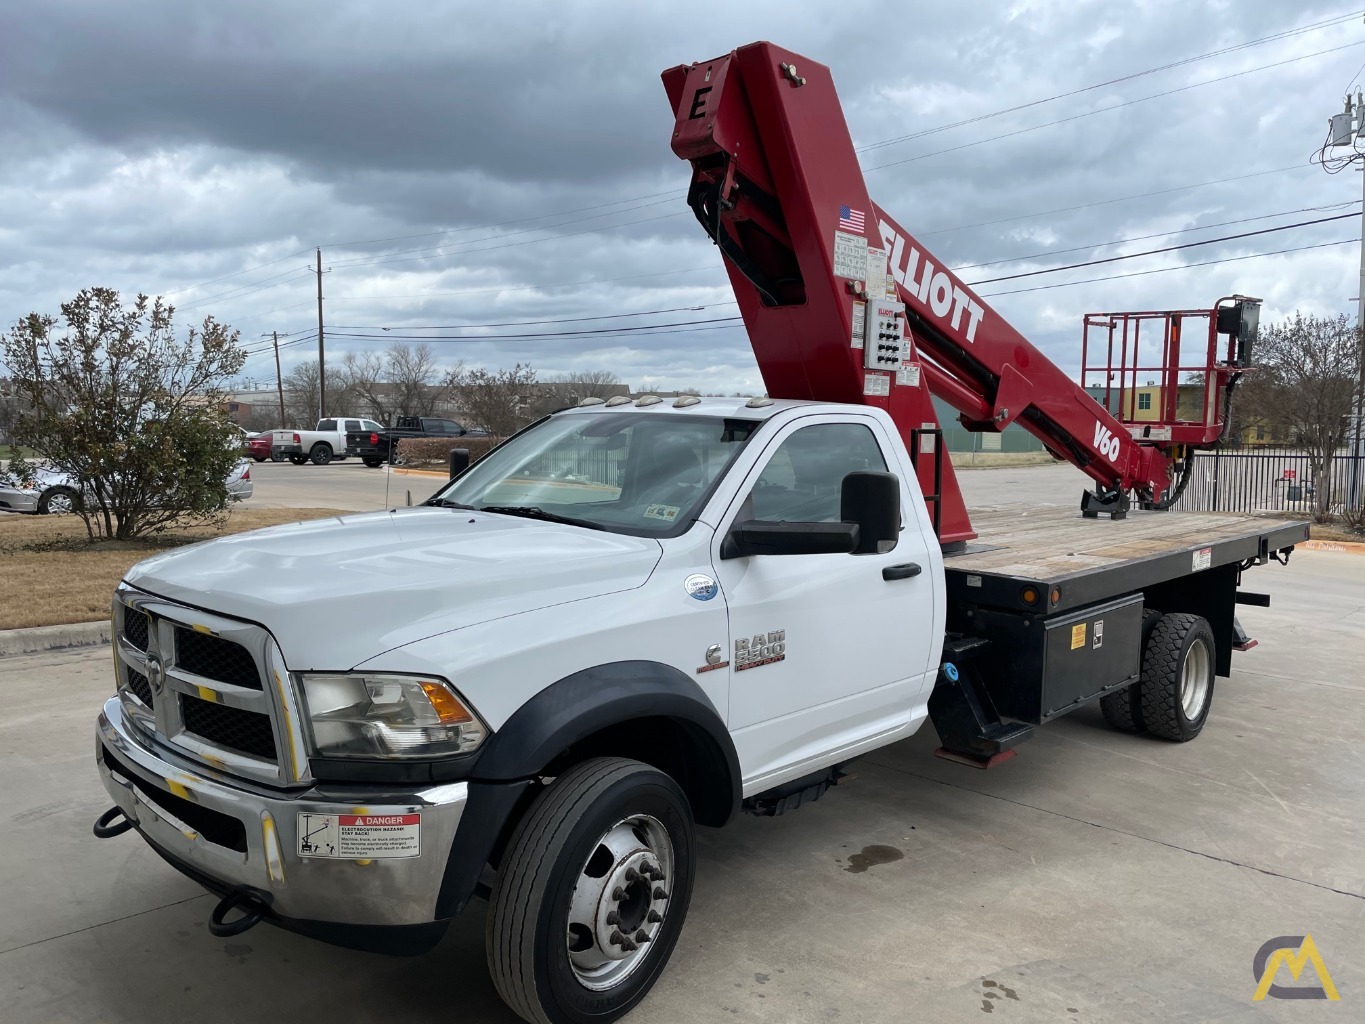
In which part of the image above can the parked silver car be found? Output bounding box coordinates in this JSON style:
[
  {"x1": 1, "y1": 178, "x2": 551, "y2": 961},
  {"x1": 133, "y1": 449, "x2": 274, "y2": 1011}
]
[{"x1": 0, "y1": 460, "x2": 253, "y2": 514}]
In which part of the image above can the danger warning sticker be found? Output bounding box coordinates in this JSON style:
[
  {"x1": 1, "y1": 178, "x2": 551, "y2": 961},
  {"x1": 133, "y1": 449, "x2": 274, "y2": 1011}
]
[{"x1": 296, "y1": 812, "x2": 421, "y2": 860}]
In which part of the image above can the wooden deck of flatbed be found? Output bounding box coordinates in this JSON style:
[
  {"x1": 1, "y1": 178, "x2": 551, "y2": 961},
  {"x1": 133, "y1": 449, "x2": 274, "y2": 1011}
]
[{"x1": 942, "y1": 504, "x2": 1309, "y2": 613}]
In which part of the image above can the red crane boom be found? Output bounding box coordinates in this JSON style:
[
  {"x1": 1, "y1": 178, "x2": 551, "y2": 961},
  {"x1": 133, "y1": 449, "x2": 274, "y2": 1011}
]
[{"x1": 662, "y1": 42, "x2": 1258, "y2": 546}]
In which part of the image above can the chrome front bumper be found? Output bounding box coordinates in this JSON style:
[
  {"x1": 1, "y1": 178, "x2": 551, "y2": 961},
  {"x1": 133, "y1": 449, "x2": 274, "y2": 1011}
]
[{"x1": 97, "y1": 696, "x2": 468, "y2": 930}]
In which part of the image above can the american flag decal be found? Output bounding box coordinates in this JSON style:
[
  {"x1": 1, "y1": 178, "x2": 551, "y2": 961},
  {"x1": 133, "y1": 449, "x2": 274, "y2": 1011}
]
[{"x1": 838, "y1": 204, "x2": 865, "y2": 233}]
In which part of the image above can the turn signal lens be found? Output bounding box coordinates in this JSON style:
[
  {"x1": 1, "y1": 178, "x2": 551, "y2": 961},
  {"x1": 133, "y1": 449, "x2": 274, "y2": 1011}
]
[
  {"x1": 1020, "y1": 586, "x2": 1040, "y2": 606},
  {"x1": 421, "y1": 680, "x2": 473, "y2": 724}
]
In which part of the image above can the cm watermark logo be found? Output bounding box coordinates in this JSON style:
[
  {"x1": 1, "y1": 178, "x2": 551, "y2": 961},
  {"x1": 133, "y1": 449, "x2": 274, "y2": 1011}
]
[{"x1": 1252, "y1": 934, "x2": 1339, "y2": 1001}]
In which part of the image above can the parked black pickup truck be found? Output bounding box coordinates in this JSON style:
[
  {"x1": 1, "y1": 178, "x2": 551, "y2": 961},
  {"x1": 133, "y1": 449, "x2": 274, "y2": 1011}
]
[{"x1": 347, "y1": 416, "x2": 486, "y2": 467}]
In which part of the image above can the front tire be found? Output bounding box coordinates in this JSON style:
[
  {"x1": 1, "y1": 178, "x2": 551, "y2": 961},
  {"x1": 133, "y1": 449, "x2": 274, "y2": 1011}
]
[
  {"x1": 1138, "y1": 612, "x2": 1216, "y2": 741},
  {"x1": 487, "y1": 757, "x2": 695, "y2": 1024}
]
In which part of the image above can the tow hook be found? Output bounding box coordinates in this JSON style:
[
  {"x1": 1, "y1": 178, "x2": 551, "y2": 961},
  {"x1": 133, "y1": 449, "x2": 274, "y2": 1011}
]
[
  {"x1": 208, "y1": 888, "x2": 273, "y2": 938},
  {"x1": 92, "y1": 806, "x2": 133, "y2": 838}
]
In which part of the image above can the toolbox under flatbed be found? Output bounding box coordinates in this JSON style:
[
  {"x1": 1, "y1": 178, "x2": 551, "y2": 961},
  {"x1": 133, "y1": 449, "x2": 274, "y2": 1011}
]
[{"x1": 943, "y1": 505, "x2": 1309, "y2": 616}]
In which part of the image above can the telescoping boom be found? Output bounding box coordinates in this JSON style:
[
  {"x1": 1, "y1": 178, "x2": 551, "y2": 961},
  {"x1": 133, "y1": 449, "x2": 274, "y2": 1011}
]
[{"x1": 662, "y1": 42, "x2": 1260, "y2": 544}]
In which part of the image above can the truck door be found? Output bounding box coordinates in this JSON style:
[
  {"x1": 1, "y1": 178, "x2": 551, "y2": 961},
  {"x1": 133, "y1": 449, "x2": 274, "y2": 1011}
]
[{"x1": 711, "y1": 415, "x2": 939, "y2": 788}]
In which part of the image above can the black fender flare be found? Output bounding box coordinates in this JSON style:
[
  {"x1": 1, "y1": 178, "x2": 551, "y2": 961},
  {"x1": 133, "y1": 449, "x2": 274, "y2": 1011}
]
[
  {"x1": 435, "y1": 661, "x2": 741, "y2": 918},
  {"x1": 472, "y1": 660, "x2": 739, "y2": 803}
]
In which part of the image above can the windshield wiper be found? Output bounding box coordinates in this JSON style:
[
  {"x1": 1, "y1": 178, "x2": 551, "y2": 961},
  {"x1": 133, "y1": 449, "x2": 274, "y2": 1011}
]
[
  {"x1": 477, "y1": 505, "x2": 605, "y2": 530},
  {"x1": 428, "y1": 498, "x2": 477, "y2": 509}
]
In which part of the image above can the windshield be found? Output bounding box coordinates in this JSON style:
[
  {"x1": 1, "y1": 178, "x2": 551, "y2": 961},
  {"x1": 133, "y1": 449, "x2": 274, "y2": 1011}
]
[{"x1": 430, "y1": 412, "x2": 762, "y2": 536}]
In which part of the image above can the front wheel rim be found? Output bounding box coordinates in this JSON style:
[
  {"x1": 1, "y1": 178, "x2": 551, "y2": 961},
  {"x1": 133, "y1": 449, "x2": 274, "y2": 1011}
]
[
  {"x1": 566, "y1": 813, "x2": 674, "y2": 991},
  {"x1": 46, "y1": 492, "x2": 74, "y2": 514},
  {"x1": 1180, "y1": 637, "x2": 1211, "y2": 719}
]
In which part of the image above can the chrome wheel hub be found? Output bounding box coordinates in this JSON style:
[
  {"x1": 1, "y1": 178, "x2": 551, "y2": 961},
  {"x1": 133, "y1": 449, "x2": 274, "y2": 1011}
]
[
  {"x1": 47, "y1": 492, "x2": 74, "y2": 514},
  {"x1": 1180, "y1": 637, "x2": 1211, "y2": 719},
  {"x1": 566, "y1": 814, "x2": 672, "y2": 990}
]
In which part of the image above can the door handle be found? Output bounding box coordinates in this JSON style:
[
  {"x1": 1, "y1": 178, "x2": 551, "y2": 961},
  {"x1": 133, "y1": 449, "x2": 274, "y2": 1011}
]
[{"x1": 882, "y1": 562, "x2": 922, "y2": 581}]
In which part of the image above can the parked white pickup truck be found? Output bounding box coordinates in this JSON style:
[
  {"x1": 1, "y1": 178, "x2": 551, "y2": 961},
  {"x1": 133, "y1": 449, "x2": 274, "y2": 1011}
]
[
  {"x1": 268, "y1": 417, "x2": 383, "y2": 465},
  {"x1": 93, "y1": 397, "x2": 1301, "y2": 1024}
]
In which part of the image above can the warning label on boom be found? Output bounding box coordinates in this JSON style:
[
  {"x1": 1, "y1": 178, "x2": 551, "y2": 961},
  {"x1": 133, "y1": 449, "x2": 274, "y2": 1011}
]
[{"x1": 296, "y1": 812, "x2": 421, "y2": 859}]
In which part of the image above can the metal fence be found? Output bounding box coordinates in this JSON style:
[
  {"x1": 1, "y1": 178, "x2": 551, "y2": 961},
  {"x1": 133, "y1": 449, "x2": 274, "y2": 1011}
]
[{"x1": 1171, "y1": 447, "x2": 1365, "y2": 514}]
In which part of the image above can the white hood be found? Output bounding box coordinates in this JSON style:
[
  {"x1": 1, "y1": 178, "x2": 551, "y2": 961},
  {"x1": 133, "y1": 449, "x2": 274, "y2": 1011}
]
[{"x1": 124, "y1": 507, "x2": 663, "y2": 670}]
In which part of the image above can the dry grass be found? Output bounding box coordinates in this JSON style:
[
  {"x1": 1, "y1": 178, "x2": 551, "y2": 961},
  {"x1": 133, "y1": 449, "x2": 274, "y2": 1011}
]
[{"x1": 0, "y1": 508, "x2": 346, "y2": 630}]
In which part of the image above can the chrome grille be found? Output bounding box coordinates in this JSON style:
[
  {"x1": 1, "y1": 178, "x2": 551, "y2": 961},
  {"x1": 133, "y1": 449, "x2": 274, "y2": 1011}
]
[
  {"x1": 174, "y1": 627, "x2": 262, "y2": 689},
  {"x1": 112, "y1": 587, "x2": 310, "y2": 786},
  {"x1": 125, "y1": 667, "x2": 154, "y2": 709},
  {"x1": 123, "y1": 610, "x2": 150, "y2": 651},
  {"x1": 180, "y1": 694, "x2": 277, "y2": 761}
]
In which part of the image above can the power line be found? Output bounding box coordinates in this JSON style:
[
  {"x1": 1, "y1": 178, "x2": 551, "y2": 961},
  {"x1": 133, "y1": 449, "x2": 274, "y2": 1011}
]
[
  {"x1": 950, "y1": 201, "x2": 1359, "y2": 270},
  {"x1": 326, "y1": 303, "x2": 737, "y2": 332},
  {"x1": 175, "y1": 269, "x2": 313, "y2": 312},
  {"x1": 157, "y1": 12, "x2": 1361, "y2": 307},
  {"x1": 964, "y1": 211, "x2": 1360, "y2": 286},
  {"x1": 978, "y1": 237, "x2": 1358, "y2": 297},
  {"x1": 327, "y1": 316, "x2": 744, "y2": 342},
  {"x1": 856, "y1": 10, "x2": 1365, "y2": 153},
  {"x1": 864, "y1": 41, "x2": 1365, "y2": 173},
  {"x1": 917, "y1": 164, "x2": 1306, "y2": 236}
]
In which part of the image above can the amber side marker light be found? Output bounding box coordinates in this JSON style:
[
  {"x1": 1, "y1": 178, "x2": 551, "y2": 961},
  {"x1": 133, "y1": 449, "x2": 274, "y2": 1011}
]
[
  {"x1": 1020, "y1": 586, "x2": 1040, "y2": 606},
  {"x1": 1050, "y1": 587, "x2": 1062, "y2": 606}
]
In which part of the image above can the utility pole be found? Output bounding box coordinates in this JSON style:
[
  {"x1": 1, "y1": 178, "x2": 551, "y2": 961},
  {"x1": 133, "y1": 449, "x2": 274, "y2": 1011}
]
[
  {"x1": 273, "y1": 331, "x2": 286, "y2": 427},
  {"x1": 1323, "y1": 91, "x2": 1365, "y2": 509},
  {"x1": 315, "y1": 247, "x2": 326, "y2": 417}
]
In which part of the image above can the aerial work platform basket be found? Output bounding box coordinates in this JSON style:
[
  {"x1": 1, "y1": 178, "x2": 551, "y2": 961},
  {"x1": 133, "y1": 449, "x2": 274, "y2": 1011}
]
[{"x1": 1081, "y1": 295, "x2": 1260, "y2": 449}]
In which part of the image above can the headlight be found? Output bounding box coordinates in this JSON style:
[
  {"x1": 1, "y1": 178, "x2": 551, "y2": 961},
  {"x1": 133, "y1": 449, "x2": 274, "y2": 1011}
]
[{"x1": 296, "y1": 673, "x2": 487, "y2": 759}]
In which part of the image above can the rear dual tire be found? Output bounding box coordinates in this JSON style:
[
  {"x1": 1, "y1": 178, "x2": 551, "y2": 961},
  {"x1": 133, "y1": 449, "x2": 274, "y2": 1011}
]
[
  {"x1": 488, "y1": 758, "x2": 695, "y2": 1024},
  {"x1": 1101, "y1": 611, "x2": 1215, "y2": 741}
]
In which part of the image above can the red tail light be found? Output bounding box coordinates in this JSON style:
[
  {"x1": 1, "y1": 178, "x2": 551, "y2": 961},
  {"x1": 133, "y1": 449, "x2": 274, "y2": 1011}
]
[
  {"x1": 292, "y1": 433, "x2": 301, "y2": 443},
  {"x1": 369, "y1": 432, "x2": 379, "y2": 444},
  {"x1": 243, "y1": 466, "x2": 251, "y2": 480}
]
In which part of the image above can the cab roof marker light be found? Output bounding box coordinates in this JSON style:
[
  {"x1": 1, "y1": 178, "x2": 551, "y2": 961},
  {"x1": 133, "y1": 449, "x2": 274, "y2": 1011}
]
[
  {"x1": 577, "y1": 397, "x2": 606, "y2": 407},
  {"x1": 745, "y1": 396, "x2": 774, "y2": 408},
  {"x1": 673, "y1": 395, "x2": 701, "y2": 408},
  {"x1": 635, "y1": 394, "x2": 663, "y2": 407},
  {"x1": 605, "y1": 395, "x2": 632, "y2": 407}
]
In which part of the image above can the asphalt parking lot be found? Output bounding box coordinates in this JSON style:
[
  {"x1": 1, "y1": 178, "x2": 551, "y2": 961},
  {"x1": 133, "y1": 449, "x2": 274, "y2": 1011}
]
[{"x1": 1, "y1": 547, "x2": 1360, "y2": 1023}]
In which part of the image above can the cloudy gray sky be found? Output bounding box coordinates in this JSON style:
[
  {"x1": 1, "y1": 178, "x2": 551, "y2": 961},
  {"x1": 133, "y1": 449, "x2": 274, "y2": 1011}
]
[{"x1": 2, "y1": 0, "x2": 1363, "y2": 396}]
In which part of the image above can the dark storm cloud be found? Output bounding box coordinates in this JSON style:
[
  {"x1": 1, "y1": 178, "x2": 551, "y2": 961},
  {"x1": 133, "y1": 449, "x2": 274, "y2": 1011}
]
[{"x1": 2, "y1": 0, "x2": 1362, "y2": 393}]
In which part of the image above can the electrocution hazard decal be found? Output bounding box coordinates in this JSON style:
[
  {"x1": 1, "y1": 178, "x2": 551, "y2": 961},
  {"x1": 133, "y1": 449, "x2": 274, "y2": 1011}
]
[{"x1": 297, "y1": 812, "x2": 421, "y2": 859}]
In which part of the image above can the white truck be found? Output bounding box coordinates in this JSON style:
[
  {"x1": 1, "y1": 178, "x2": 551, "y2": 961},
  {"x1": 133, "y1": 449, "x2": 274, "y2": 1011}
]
[
  {"x1": 94, "y1": 397, "x2": 1301, "y2": 1024},
  {"x1": 268, "y1": 416, "x2": 383, "y2": 465},
  {"x1": 92, "y1": 40, "x2": 1306, "y2": 1024}
]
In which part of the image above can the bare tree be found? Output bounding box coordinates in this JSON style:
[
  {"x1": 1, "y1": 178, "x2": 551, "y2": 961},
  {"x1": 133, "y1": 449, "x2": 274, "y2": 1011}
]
[
  {"x1": 448, "y1": 363, "x2": 539, "y2": 436},
  {"x1": 340, "y1": 343, "x2": 460, "y2": 423},
  {"x1": 284, "y1": 359, "x2": 345, "y2": 426},
  {"x1": 1238, "y1": 311, "x2": 1361, "y2": 515},
  {"x1": 537, "y1": 369, "x2": 624, "y2": 412},
  {"x1": 1, "y1": 288, "x2": 245, "y2": 539}
]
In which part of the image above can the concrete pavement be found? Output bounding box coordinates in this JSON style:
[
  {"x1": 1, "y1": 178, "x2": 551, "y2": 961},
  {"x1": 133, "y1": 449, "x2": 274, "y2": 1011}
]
[{"x1": 1, "y1": 550, "x2": 1360, "y2": 1022}]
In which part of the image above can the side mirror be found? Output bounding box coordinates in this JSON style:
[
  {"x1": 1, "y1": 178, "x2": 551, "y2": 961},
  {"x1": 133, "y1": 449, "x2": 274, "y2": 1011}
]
[
  {"x1": 841, "y1": 471, "x2": 900, "y2": 554},
  {"x1": 449, "y1": 449, "x2": 470, "y2": 479},
  {"x1": 723, "y1": 520, "x2": 860, "y2": 558}
]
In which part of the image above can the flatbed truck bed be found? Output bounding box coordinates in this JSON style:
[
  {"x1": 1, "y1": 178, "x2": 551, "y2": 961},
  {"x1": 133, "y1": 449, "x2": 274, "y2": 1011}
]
[
  {"x1": 928, "y1": 505, "x2": 1308, "y2": 756},
  {"x1": 944, "y1": 505, "x2": 1308, "y2": 615}
]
